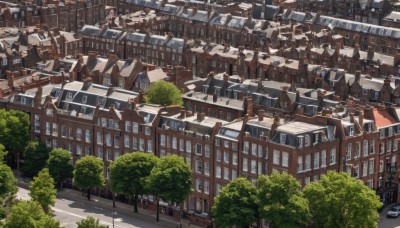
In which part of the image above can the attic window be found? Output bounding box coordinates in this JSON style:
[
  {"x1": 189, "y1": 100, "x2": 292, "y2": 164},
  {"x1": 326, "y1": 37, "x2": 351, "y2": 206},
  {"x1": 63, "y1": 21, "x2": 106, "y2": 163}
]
[
  {"x1": 304, "y1": 135, "x2": 311, "y2": 146},
  {"x1": 388, "y1": 127, "x2": 393, "y2": 137},
  {"x1": 82, "y1": 95, "x2": 87, "y2": 104},
  {"x1": 298, "y1": 136, "x2": 304, "y2": 148},
  {"x1": 349, "y1": 126, "x2": 354, "y2": 136},
  {"x1": 280, "y1": 133, "x2": 286, "y2": 144},
  {"x1": 67, "y1": 92, "x2": 73, "y2": 100},
  {"x1": 21, "y1": 96, "x2": 26, "y2": 105}
]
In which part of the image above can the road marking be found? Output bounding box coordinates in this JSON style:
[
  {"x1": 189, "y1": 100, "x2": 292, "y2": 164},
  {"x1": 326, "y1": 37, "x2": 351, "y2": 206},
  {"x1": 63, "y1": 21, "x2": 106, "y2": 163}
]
[
  {"x1": 52, "y1": 207, "x2": 129, "y2": 228},
  {"x1": 93, "y1": 206, "x2": 105, "y2": 211}
]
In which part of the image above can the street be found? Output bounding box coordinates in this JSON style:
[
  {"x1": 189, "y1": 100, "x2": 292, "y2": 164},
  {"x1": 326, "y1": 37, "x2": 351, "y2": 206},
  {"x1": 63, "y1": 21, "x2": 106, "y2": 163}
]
[
  {"x1": 379, "y1": 205, "x2": 400, "y2": 228},
  {"x1": 16, "y1": 186, "x2": 173, "y2": 228}
]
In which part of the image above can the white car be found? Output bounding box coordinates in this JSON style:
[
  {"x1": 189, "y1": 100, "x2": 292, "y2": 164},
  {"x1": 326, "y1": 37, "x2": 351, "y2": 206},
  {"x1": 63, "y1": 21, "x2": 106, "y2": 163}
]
[{"x1": 387, "y1": 206, "x2": 400, "y2": 218}]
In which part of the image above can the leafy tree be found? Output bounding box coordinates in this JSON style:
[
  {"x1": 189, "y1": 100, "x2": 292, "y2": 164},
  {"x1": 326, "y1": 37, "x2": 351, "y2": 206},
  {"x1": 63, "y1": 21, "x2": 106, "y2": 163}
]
[
  {"x1": 109, "y1": 152, "x2": 158, "y2": 213},
  {"x1": 46, "y1": 148, "x2": 73, "y2": 188},
  {"x1": 0, "y1": 109, "x2": 30, "y2": 170},
  {"x1": 304, "y1": 171, "x2": 382, "y2": 228},
  {"x1": 29, "y1": 168, "x2": 56, "y2": 213},
  {"x1": 5, "y1": 200, "x2": 62, "y2": 228},
  {"x1": 212, "y1": 178, "x2": 259, "y2": 228},
  {"x1": 0, "y1": 143, "x2": 8, "y2": 163},
  {"x1": 0, "y1": 163, "x2": 17, "y2": 198},
  {"x1": 77, "y1": 216, "x2": 107, "y2": 228},
  {"x1": 257, "y1": 173, "x2": 310, "y2": 228},
  {"x1": 144, "y1": 80, "x2": 183, "y2": 106},
  {"x1": 22, "y1": 141, "x2": 50, "y2": 178},
  {"x1": 74, "y1": 156, "x2": 105, "y2": 201},
  {"x1": 147, "y1": 155, "x2": 192, "y2": 223}
]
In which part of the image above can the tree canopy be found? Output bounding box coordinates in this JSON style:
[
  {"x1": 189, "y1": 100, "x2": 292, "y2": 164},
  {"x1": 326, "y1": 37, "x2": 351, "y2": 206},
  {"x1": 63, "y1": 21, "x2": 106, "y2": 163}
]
[
  {"x1": 46, "y1": 148, "x2": 73, "y2": 188},
  {"x1": 212, "y1": 178, "x2": 259, "y2": 228},
  {"x1": 29, "y1": 168, "x2": 57, "y2": 213},
  {"x1": 0, "y1": 143, "x2": 8, "y2": 163},
  {"x1": 144, "y1": 80, "x2": 183, "y2": 106},
  {"x1": 304, "y1": 171, "x2": 382, "y2": 228},
  {"x1": 109, "y1": 152, "x2": 158, "y2": 213},
  {"x1": 147, "y1": 155, "x2": 192, "y2": 202},
  {"x1": 0, "y1": 163, "x2": 17, "y2": 198},
  {"x1": 257, "y1": 173, "x2": 310, "y2": 228},
  {"x1": 147, "y1": 155, "x2": 192, "y2": 222},
  {"x1": 5, "y1": 200, "x2": 62, "y2": 228},
  {"x1": 0, "y1": 109, "x2": 30, "y2": 155},
  {"x1": 22, "y1": 141, "x2": 50, "y2": 178},
  {"x1": 77, "y1": 216, "x2": 107, "y2": 228},
  {"x1": 74, "y1": 156, "x2": 105, "y2": 201}
]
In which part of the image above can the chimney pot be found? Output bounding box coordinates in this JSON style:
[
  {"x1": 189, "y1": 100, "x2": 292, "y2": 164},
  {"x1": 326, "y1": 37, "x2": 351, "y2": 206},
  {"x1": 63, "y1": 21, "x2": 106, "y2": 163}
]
[{"x1": 180, "y1": 109, "x2": 186, "y2": 119}]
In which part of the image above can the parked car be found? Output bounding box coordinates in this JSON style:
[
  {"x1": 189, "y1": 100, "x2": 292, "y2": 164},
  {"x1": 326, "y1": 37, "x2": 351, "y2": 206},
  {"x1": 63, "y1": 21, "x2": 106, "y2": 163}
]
[{"x1": 387, "y1": 206, "x2": 400, "y2": 218}]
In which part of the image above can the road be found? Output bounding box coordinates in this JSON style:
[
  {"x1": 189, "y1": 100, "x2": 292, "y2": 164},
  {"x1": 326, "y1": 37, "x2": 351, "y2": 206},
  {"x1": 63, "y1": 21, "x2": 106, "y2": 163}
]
[
  {"x1": 378, "y1": 205, "x2": 400, "y2": 228},
  {"x1": 17, "y1": 186, "x2": 169, "y2": 228}
]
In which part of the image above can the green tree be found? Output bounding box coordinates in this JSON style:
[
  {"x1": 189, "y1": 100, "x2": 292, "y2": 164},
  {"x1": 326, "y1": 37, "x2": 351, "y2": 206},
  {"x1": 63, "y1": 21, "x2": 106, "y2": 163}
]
[
  {"x1": 212, "y1": 178, "x2": 259, "y2": 228},
  {"x1": 22, "y1": 141, "x2": 50, "y2": 178},
  {"x1": 257, "y1": 173, "x2": 310, "y2": 228},
  {"x1": 74, "y1": 156, "x2": 105, "y2": 201},
  {"x1": 29, "y1": 168, "x2": 57, "y2": 213},
  {"x1": 77, "y1": 216, "x2": 107, "y2": 228},
  {"x1": 144, "y1": 80, "x2": 183, "y2": 106},
  {"x1": 5, "y1": 200, "x2": 62, "y2": 228},
  {"x1": 0, "y1": 163, "x2": 17, "y2": 198},
  {"x1": 46, "y1": 148, "x2": 73, "y2": 188},
  {"x1": 109, "y1": 152, "x2": 158, "y2": 213},
  {"x1": 304, "y1": 171, "x2": 382, "y2": 228},
  {"x1": 147, "y1": 155, "x2": 192, "y2": 223},
  {"x1": 0, "y1": 109, "x2": 30, "y2": 170},
  {"x1": 0, "y1": 143, "x2": 8, "y2": 163}
]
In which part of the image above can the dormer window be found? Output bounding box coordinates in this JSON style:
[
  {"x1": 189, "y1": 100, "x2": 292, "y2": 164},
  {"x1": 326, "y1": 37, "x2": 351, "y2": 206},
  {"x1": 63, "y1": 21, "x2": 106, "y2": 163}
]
[
  {"x1": 298, "y1": 136, "x2": 304, "y2": 148},
  {"x1": 203, "y1": 85, "x2": 208, "y2": 94},
  {"x1": 349, "y1": 126, "x2": 354, "y2": 136},
  {"x1": 67, "y1": 92, "x2": 73, "y2": 100},
  {"x1": 388, "y1": 127, "x2": 393, "y2": 137},
  {"x1": 312, "y1": 106, "x2": 318, "y2": 115},
  {"x1": 234, "y1": 92, "x2": 239, "y2": 100},
  {"x1": 367, "y1": 123, "x2": 372, "y2": 132},
  {"x1": 314, "y1": 132, "x2": 319, "y2": 144},
  {"x1": 21, "y1": 96, "x2": 26, "y2": 105},
  {"x1": 82, "y1": 95, "x2": 87, "y2": 104},
  {"x1": 214, "y1": 87, "x2": 220, "y2": 96},
  {"x1": 380, "y1": 129, "x2": 385, "y2": 138},
  {"x1": 305, "y1": 134, "x2": 311, "y2": 146},
  {"x1": 280, "y1": 133, "x2": 286, "y2": 144}
]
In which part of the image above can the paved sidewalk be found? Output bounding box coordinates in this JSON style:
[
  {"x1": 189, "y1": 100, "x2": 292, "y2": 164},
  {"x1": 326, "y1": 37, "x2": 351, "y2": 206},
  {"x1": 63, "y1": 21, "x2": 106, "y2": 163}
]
[{"x1": 16, "y1": 172, "x2": 201, "y2": 228}]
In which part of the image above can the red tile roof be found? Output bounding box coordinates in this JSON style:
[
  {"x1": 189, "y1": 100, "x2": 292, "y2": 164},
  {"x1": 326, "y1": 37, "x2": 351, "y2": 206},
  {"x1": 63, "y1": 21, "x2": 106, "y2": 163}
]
[{"x1": 373, "y1": 108, "x2": 397, "y2": 128}]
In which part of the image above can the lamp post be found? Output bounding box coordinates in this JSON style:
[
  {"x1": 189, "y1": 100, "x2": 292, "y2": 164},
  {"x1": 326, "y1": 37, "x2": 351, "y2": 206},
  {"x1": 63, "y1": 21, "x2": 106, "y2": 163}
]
[{"x1": 112, "y1": 208, "x2": 116, "y2": 228}]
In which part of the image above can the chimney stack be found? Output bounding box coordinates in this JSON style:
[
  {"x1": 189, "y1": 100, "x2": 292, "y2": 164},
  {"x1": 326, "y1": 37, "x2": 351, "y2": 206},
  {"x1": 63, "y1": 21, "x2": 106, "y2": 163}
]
[
  {"x1": 359, "y1": 110, "x2": 364, "y2": 128},
  {"x1": 197, "y1": 112, "x2": 205, "y2": 121},
  {"x1": 180, "y1": 109, "x2": 186, "y2": 119},
  {"x1": 213, "y1": 94, "x2": 218, "y2": 102},
  {"x1": 349, "y1": 112, "x2": 355, "y2": 123},
  {"x1": 223, "y1": 73, "x2": 229, "y2": 83},
  {"x1": 355, "y1": 70, "x2": 361, "y2": 82},
  {"x1": 6, "y1": 71, "x2": 14, "y2": 88},
  {"x1": 258, "y1": 109, "x2": 265, "y2": 121}
]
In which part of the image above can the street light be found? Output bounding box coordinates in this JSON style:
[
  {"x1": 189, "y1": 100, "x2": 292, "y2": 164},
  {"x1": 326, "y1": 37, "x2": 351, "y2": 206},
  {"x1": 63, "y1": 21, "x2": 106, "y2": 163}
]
[{"x1": 112, "y1": 208, "x2": 116, "y2": 228}]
